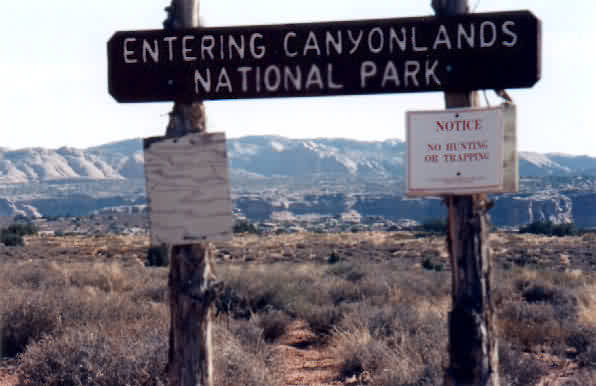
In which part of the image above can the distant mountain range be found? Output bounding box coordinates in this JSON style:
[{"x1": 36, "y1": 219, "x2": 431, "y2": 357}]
[
  {"x1": 1, "y1": 137, "x2": 595, "y2": 228},
  {"x1": 1, "y1": 136, "x2": 596, "y2": 184}
]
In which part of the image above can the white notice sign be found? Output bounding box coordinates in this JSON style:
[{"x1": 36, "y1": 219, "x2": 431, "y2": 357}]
[
  {"x1": 144, "y1": 132, "x2": 233, "y2": 245},
  {"x1": 406, "y1": 107, "x2": 505, "y2": 196}
]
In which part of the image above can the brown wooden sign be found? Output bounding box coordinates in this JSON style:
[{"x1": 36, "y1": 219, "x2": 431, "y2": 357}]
[{"x1": 108, "y1": 10, "x2": 540, "y2": 102}]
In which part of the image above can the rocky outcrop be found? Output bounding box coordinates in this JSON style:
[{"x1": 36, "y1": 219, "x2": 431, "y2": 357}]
[
  {"x1": 491, "y1": 193, "x2": 573, "y2": 226},
  {"x1": 0, "y1": 148, "x2": 121, "y2": 184},
  {"x1": 24, "y1": 195, "x2": 139, "y2": 217},
  {"x1": 116, "y1": 152, "x2": 144, "y2": 179},
  {"x1": 3, "y1": 137, "x2": 596, "y2": 227},
  {"x1": 353, "y1": 195, "x2": 446, "y2": 221},
  {"x1": 232, "y1": 192, "x2": 595, "y2": 228},
  {"x1": 288, "y1": 194, "x2": 348, "y2": 216},
  {"x1": 234, "y1": 197, "x2": 275, "y2": 221},
  {"x1": 4, "y1": 137, "x2": 596, "y2": 185},
  {"x1": 0, "y1": 199, "x2": 41, "y2": 218}
]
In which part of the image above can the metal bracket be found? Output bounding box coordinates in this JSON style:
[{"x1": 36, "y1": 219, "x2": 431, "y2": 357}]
[{"x1": 494, "y1": 89, "x2": 514, "y2": 104}]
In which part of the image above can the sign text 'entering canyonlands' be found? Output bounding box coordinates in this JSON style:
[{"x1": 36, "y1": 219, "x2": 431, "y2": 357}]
[{"x1": 108, "y1": 11, "x2": 540, "y2": 102}]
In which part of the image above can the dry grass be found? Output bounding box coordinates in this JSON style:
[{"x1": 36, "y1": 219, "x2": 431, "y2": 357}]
[
  {"x1": 0, "y1": 232, "x2": 594, "y2": 385},
  {"x1": 0, "y1": 237, "x2": 277, "y2": 386}
]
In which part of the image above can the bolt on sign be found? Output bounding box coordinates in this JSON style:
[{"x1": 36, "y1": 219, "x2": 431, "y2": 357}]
[
  {"x1": 144, "y1": 132, "x2": 233, "y2": 245},
  {"x1": 107, "y1": 11, "x2": 540, "y2": 102},
  {"x1": 406, "y1": 105, "x2": 518, "y2": 196}
]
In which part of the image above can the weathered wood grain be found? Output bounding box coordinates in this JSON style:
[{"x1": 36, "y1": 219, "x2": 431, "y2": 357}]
[
  {"x1": 502, "y1": 103, "x2": 519, "y2": 193},
  {"x1": 161, "y1": 3, "x2": 215, "y2": 386},
  {"x1": 436, "y1": 2, "x2": 500, "y2": 385},
  {"x1": 144, "y1": 132, "x2": 233, "y2": 245}
]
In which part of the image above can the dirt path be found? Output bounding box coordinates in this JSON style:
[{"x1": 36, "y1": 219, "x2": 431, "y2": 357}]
[
  {"x1": 273, "y1": 320, "x2": 344, "y2": 386},
  {"x1": 0, "y1": 359, "x2": 17, "y2": 386},
  {"x1": 0, "y1": 374, "x2": 17, "y2": 386},
  {"x1": 536, "y1": 356, "x2": 580, "y2": 386}
]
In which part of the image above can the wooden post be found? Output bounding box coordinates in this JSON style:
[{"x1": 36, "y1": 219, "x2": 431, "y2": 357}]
[
  {"x1": 163, "y1": 1, "x2": 217, "y2": 385},
  {"x1": 432, "y1": 1, "x2": 500, "y2": 385}
]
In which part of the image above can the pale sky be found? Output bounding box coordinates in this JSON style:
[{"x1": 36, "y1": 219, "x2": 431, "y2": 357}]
[{"x1": 2, "y1": 1, "x2": 595, "y2": 156}]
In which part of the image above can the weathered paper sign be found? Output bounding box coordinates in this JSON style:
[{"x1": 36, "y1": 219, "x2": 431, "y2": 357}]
[{"x1": 144, "y1": 132, "x2": 233, "y2": 245}]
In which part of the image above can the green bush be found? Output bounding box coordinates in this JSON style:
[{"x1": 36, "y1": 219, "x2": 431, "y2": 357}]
[
  {"x1": 146, "y1": 245, "x2": 169, "y2": 267},
  {"x1": 233, "y1": 220, "x2": 260, "y2": 234},
  {"x1": 327, "y1": 250, "x2": 341, "y2": 264},
  {"x1": 422, "y1": 257, "x2": 444, "y2": 272},
  {"x1": 1, "y1": 222, "x2": 38, "y2": 246},
  {"x1": 519, "y1": 220, "x2": 578, "y2": 236},
  {"x1": 419, "y1": 218, "x2": 447, "y2": 234},
  {"x1": 1, "y1": 231, "x2": 24, "y2": 246},
  {"x1": 6, "y1": 222, "x2": 38, "y2": 236},
  {"x1": 255, "y1": 311, "x2": 292, "y2": 343}
]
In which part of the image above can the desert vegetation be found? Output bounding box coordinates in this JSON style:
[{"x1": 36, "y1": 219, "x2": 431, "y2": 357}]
[
  {"x1": 0, "y1": 231, "x2": 595, "y2": 385},
  {"x1": 519, "y1": 220, "x2": 579, "y2": 237},
  {"x1": 0, "y1": 223, "x2": 37, "y2": 247}
]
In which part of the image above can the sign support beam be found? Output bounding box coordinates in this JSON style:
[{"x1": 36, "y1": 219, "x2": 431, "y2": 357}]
[
  {"x1": 433, "y1": 1, "x2": 500, "y2": 385},
  {"x1": 164, "y1": 1, "x2": 216, "y2": 386}
]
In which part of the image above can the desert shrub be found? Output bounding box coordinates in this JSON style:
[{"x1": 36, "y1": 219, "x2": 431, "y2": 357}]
[
  {"x1": 254, "y1": 311, "x2": 292, "y2": 343},
  {"x1": 519, "y1": 220, "x2": 578, "y2": 236},
  {"x1": 509, "y1": 250, "x2": 539, "y2": 267},
  {"x1": 517, "y1": 280, "x2": 578, "y2": 323},
  {"x1": 496, "y1": 266, "x2": 592, "y2": 362},
  {"x1": 327, "y1": 250, "x2": 341, "y2": 264},
  {"x1": 327, "y1": 279, "x2": 362, "y2": 305},
  {"x1": 500, "y1": 301, "x2": 556, "y2": 346},
  {"x1": 419, "y1": 218, "x2": 447, "y2": 234},
  {"x1": 215, "y1": 285, "x2": 252, "y2": 319},
  {"x1": 1, "y1": 222, "x2": 38, "y2": 246},
  {"x1": 327, "y1": 262, "x2": 366, "y2": 283},
  {"x1": 5, "y1": 222, "x2": 38, "y2": 237},
  {"x1": 68, "y1": 264, "x2": 125, "y2": 293},
  {"x1": 522, "y1": 281, "x2": 559, "y2": 302},
  {"x1": 573, "y1": 369, "x2": 596, "y2": 384},
  {"x1": 566, "y1": 324, "x2": 596, "y2": 367},
  {"x1": 218, "y1": 264, "x2": 350, "y2": 338},
  {"x1": 1, "y1": 231, "x2": 24, "y2": 246},
  {"x1": 298, "y1": 304, "x2": 345, "y2": 337},
  {"x1": 213, "y1": 318, "x2": 278, "y2": 386},
  {"x1": 0, "y1": 262, "x2": 67, "y2": 291},
  {"x1": 132, "y1": 284, "x2": 168, "y2": 304},
  {"x1": 580, "y1": 345, "x2": 596, "y2": 369},
  {"x1": 422, "y1": 256, "x2": 444, "y2": 272},
  {"x1": 0, "y1": 280, "x2": 165, "y2": 359},
  {"x1": 18, "y1": 322, "x2": 168, "y2": 386},
  {"x1": 0, "y1": 290, "x2": 61, "y2": 358},
  {"x1": 499, "y1": 341, "x2": 547, "y2": 386},
  {"x1": 218, "y1": 264, "x2": 320, "y2": 315},
  {"x1": 146, "y1": 245, "x2": 169, "y2": 267},
  {"x1": 233, "y1": 220, "x2": 260, "y2": 235},
  {"x1": 338, "y1": 339, "x2": 389, "y2": 380},
  {"x1": 332, "y1": 301, "x2": 447, "y2": 386}
]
